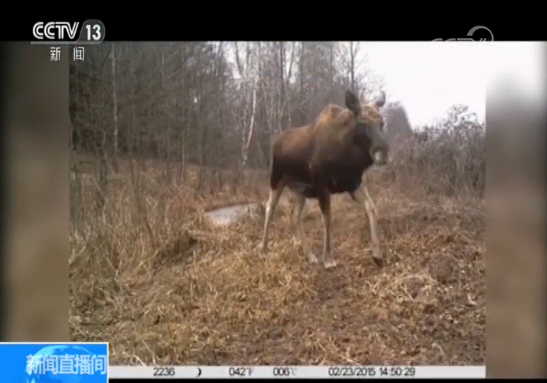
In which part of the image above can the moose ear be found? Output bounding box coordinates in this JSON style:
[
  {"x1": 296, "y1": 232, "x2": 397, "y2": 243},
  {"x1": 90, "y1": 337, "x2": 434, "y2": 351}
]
[
  {"x1": 345, "y1": 90, "x2": 361, "y2": 115},
  {"x1": 374, "y1": 91, "x2": 386, "y2": 108}
]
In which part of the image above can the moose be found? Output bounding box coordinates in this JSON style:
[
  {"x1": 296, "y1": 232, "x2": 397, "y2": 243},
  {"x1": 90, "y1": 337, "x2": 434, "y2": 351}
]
[{"x1": 259, "y1": 89, "x2": 389, "y2": 268}]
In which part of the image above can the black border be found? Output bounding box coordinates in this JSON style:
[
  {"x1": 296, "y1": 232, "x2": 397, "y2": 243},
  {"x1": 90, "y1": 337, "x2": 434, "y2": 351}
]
[{"x1": 4, "y1": 16, "x2": 546, "y2": 41}]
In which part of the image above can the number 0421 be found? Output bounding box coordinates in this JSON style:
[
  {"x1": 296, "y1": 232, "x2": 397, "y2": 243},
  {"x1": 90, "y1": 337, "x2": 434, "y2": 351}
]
[{"x1": 86, "y1": 24, "x2": 102, "y2": 41}]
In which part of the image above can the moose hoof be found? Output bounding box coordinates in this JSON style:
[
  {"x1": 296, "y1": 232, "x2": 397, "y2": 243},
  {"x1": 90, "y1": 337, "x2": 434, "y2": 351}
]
[
  {"x1": 258, "y1": 244, "x2": 268, "y2": 257},
  {"x1": 324, "y1": 259, "x2": 337, "y2": 269},
  {"x1": 372, "y1": 256, "x2": 384, "y2": 268},
  {"x1": 306, "y1": 252, "x2": 318, "y2": 264},
  {"x1": 372, "y1": 247, "x2": 384, "y2": 267}
]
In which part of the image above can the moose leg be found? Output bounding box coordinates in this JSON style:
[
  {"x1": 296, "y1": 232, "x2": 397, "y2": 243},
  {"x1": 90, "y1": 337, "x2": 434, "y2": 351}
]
[
  {"x1": 351, "y1": 185, "x2": 384, "y2": 267},
  {"x1": 292, "y1": 193, "x2": 318, "y2": 264},
  {"x1": 259, "y1": 186, "x2": 284, "y2": 254},
  {"x1": 318, "y1": 191, "x2": 335, "y2": 268}
]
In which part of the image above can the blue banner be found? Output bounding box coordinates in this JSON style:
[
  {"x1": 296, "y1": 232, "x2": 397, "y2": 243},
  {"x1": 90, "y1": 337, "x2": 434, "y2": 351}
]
[{"x1": 0, "y1": 342, "x2": 109, "y2": 383}]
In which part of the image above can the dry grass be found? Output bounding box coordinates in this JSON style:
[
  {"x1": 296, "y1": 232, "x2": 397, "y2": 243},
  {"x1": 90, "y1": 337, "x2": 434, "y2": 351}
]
[{"x1": 69, "y1": 150, "x2": 485, "y2": 366}]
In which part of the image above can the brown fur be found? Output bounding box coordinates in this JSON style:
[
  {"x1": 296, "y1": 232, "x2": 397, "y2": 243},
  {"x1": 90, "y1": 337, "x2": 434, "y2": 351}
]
[
  {"x1": 260, "y1": 89, "x2": 389, "y2": 268},
  {"x1": 269, "y1": 91, "x2": 388, "y2": 198}
]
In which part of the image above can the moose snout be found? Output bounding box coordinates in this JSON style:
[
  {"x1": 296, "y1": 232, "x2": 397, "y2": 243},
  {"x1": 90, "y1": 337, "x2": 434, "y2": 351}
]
[{"x1": 371, "y1": 147, "x2": 389, "y2": 166}]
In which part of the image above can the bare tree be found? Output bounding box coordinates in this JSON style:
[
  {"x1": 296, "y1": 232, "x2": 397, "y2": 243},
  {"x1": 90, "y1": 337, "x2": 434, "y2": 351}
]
[{"x1": 70, "y1": 41, "x2": 390, "y2": 198}]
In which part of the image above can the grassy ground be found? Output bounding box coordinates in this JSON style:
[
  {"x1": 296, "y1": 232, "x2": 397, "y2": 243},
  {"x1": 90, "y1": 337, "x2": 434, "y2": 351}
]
[{"x1": 69, "y1": 156, "x2": 485, "y2": 366}]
